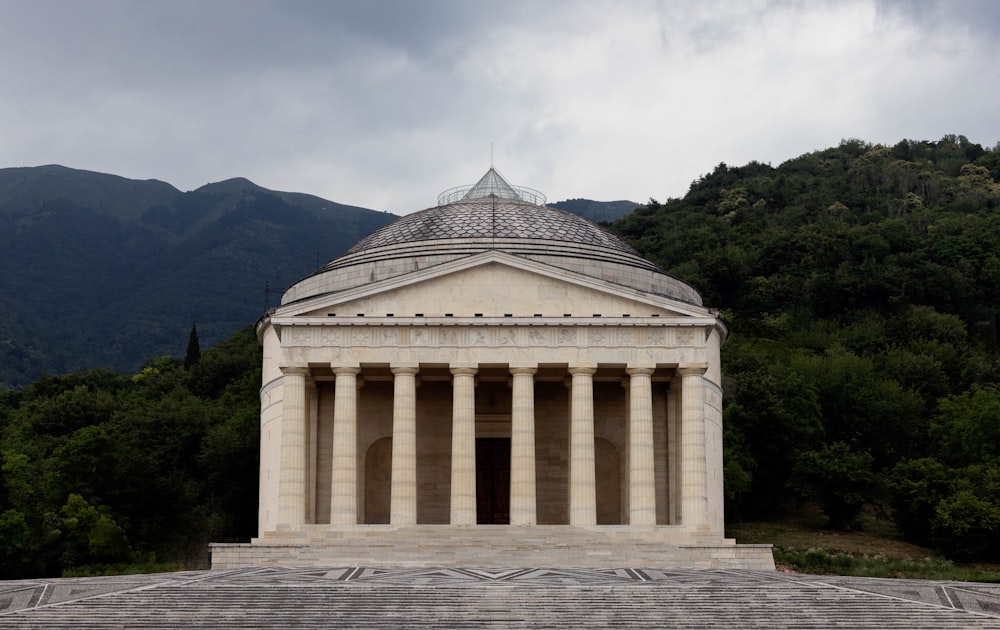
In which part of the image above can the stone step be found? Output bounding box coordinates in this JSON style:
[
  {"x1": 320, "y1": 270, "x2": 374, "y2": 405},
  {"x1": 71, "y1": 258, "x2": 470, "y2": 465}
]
[
  {"x1": 5, "y1": 572, "x2": 1000, "y2": 629},
  {"x1": 256, "y1": 524, "x2": 728, "y2": 545},
  {"x1": 212, "y1": 526, "x2": 775, "y2": 570}
]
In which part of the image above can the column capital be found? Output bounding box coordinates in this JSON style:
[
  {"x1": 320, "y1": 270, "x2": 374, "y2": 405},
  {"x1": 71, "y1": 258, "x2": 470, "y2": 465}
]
[
  {"x1": 450, "y1": 366, "x2": 478, "y2": 376},
  {"x1": 509, "y1": 366, "x2": 537, "y2": 376},
  {"x1": 626, "y1": 366, "x2": 656, "y2": 377},
  {"x1": 332, "y1": 366, "x2": 361, "y2": 376},
  {"x1": 676, "y1": 364, "x2": 708, "y2": 377},
  {"x1": 391, "y1": 365, "x2": 420, "y2": 375},
  {"x1": 279, "y1": 365, "x2": 310, "y2": 376},
  {"x1": 568, "y1": 365, "x2": 598, "y2": 376}
]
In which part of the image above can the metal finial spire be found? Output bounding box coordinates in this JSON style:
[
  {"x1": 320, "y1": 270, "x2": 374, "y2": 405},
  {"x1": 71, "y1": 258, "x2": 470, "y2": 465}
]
[{"x1": 437, "y1": 165, "x2": 547, "y2": 206}]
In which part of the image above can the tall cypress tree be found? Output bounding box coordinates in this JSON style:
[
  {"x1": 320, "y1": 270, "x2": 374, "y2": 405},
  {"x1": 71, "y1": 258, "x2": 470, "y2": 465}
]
[{"x1": 184, "y1": 323, "x2": 201, "y2": 369}]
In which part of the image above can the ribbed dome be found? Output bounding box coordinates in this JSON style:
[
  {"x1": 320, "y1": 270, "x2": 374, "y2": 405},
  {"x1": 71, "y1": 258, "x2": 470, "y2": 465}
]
[
  {"x1": 280, "y1": 169, "x2": 703, "y2": 306},
  {"x1": 347, "y1": 198, "x2": 637, "y2": 255}
]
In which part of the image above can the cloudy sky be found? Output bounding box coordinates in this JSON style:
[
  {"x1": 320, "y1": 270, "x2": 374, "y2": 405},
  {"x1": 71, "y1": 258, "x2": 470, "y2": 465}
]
[{"x1": 1, "y1": 0, "x2": 997, "y2": 214}]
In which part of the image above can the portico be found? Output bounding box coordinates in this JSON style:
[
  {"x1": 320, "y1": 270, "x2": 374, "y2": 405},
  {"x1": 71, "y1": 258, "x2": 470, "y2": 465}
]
[{"x1": 267, "y1": 352, "x2": 715, "y2": 532}]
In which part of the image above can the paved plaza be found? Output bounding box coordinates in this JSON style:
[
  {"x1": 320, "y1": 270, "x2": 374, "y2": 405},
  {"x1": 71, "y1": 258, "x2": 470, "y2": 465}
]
[{"x1": 2, "y1": 566, "x2": 1000, "y2": 628}]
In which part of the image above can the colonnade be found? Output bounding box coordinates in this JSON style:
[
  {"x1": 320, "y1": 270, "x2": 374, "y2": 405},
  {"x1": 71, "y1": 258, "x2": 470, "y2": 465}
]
[{"x1": 275, "y1": 363, "x2": 710, "y2": 530}]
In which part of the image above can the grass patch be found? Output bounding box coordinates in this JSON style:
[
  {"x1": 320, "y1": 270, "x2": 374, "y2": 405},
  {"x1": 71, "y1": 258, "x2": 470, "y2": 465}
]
[
  {"x1": 774, "y1": 547, "x2": 1000, "y2": 582},
  {"x1": 728, "y1": 509, "x2": 1000, "y2": 582}
]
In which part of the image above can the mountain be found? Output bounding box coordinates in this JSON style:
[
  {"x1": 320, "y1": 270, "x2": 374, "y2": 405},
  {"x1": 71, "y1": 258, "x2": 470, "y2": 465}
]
[
  {"x1": 548, "y1": 198, "x2": 639, "y2": 223},
  {"x1": 0, "y1": 166, "x2": 396, "y2": 387},
  {"x1": 0, "y1": 166, "x2": 638, "y2": 388}
]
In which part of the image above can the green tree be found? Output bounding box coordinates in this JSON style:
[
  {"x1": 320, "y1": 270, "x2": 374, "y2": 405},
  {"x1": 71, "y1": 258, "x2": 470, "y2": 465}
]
[
  {"x1": 932, "y1": 386, "x2": 1000, "y2": 467},
  {"x1": 184, "y1": 323, "x2": 201, "y2": 370},
  {"x1": 886, "y1": 457, "x2": 954, "y2": 546},
  {"x1": 790, "y1": 442, "x2": 876, "y2": 529},
  {"x1": 931, "y1": 489, "x2": 1000, "y2": 561}
]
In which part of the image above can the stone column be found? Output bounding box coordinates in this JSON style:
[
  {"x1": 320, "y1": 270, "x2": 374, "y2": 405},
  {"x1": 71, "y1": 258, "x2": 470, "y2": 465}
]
[
  {"x1": 277, "y1": 366, "x2": 309, "y2": 528},
  {"x1": 390, "y1": 366, "x2": 419, "y2": 525},
  {"x1": 568, "y1": 366, "x2": 597, "y2": 526},
  {"x1": 330, "y1": 367, "x2": 361, "y2": 525},
  {"x1": 667, "y1": 380, "x2": 680, "y2": 525},
  {"x1": 306, "y1": 378, "x2": 318, "y2": 524},
  {"x1": 679, "y1": 365, "x2": 709, "y2": 529},
  {"x1": 509, "y1": 367, "x2": 537, "y2": 525},
  {"x1": 450, "y1": 366, "x2": 478, "y2": 525},
  {"x1": 627, "y1": 366, "x2": 656, "y2": 526}
]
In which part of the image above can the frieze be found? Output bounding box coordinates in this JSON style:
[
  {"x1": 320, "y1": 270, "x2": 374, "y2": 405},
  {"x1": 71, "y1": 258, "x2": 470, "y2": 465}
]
[
  {"x1": 381, "y1": 328, "x2": 400, "y2": 346},
  {"x1": 587, "y1": 329, "x2": 607, "y2": 345},
  {"x1": 558, "y1": 327, "x2": 577, "y2": 346},
  {"x1": 281, "y1": 323, "x2": 707, "y2": 349},
  {"x1": 645, "y1": 328, "x2": 666, "y2": 346},
  {"x1": 321, "y1": 329, "x2": 342, "y2": 345},
  {"x1": 498, "y1": 329, "x2": 518, "y2": 346},
  {"x1": 350, "y1": 329, "x2": 371, "y2": 346},
  {"x1": 528, "y1": 328, "x2": 549, "y2": 345},
  {"x1": 676, "y1": 329, "x2": 697, "y2": 345},
  {"x1": 288, "y1": 328, "x2": 313, "y2": 346}
]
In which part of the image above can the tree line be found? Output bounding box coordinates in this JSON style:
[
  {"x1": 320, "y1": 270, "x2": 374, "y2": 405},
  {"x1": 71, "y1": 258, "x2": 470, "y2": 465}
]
[
  {"x1": 0, "y1": 327, "x2": 260, "y2": 577},
  {"x1": 612, "y1": 134, "x2": 1000, "y2": 561}
]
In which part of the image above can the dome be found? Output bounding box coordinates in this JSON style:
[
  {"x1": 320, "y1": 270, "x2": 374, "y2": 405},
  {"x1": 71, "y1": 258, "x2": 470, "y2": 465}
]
[
  {"x1": 346, "y1": 197, "x2": 637, "y2": 255},
  {"x1": 281, "y1": 168, "x2": 702, "y2": 306}
]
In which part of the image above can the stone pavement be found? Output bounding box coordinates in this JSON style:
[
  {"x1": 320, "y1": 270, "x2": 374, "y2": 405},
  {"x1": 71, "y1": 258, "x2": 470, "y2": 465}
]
[{"x1": 2, "y1": 567, "x2": 1000, "y2": 628}]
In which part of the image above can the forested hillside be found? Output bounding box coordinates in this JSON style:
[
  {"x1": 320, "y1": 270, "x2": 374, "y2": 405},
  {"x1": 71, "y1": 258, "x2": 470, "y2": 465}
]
[
  {"x1": 0, "y1": 327, "x2": 261, "y2": 578},
  {"x1": 0, "y1": 166, "x2": 394, "y2": 388},
  {"x1": 612, "y1": 134, "x2": 1000, "y2": 560}
]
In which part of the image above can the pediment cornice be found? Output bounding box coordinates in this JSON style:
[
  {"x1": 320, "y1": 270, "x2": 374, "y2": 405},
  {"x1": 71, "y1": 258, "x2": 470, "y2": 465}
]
[{"x1": 273, "y1": 250, "x2": 713, "y2": 319}]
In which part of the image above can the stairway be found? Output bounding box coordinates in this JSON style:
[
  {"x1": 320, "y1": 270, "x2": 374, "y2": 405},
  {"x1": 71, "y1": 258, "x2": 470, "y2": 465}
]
[
  {"x1": 211, "y1": 525, "x2": 775, "y2": 570},
  {"x1": 4, "y1": 567, "x2": 1000, "y2": 629}
]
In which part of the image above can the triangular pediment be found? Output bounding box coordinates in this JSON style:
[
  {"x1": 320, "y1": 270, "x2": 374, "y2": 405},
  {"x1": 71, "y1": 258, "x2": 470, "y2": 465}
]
[{"x1": 277, "y1": 251, "x2": 711, "y2": 320}]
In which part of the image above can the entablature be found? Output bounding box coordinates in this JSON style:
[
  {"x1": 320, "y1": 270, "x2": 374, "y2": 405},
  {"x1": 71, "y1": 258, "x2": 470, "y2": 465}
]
[{"x1": 269, "y1": 316, "x2": 718, "y2": 350}]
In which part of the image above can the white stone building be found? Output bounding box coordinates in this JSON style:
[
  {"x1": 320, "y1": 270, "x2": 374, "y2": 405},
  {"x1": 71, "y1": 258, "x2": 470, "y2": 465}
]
[{"x1": 210, "y1": 168, "x2": 774, "y2": 569}]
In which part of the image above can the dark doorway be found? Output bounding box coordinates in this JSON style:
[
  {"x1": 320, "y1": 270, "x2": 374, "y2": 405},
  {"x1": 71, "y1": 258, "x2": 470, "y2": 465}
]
[{"x1": 476, "y1": 438, "x2": 511, "y2": 524}]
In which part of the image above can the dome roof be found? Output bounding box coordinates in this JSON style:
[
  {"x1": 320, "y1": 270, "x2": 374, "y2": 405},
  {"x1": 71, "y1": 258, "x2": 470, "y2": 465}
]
[
  {"x1": 346, "y1": 197, "x2": 637, "y2": 255},
  {"x1": 281, "y1": 168, "x2": 702, "y2": 306}
]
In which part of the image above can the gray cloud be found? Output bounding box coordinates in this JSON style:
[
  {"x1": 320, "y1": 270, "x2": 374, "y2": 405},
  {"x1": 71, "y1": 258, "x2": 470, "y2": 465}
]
[{"x1": 1, "y1": 0, "x2": 997, "y2": 213}]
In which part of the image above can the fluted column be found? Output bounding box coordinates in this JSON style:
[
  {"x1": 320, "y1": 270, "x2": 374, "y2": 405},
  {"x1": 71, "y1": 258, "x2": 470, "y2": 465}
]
[
  {"x1": 679, "y1": 365, "x2": 709, "y2": 529},
  {"x1": 568, "y1": 366, "x2": 597, "y2": 526},
  {"x1": 450, "y1": 366, "x2": 478, "y2": 524},
  {"x1": 627, "y1": 366, "x2": 656, "y2": 526},
  {"x1": 509, "y1": 367, "x2": 537, "y2": 525},
  {"x1": 390, "y1": 366, "x2": 419, "y2": 525},
  {"x1": 306, "y1": 378, "x2": 318, "y2": 524},
  {"x1": 277, "y1": 366, "x2": 309, "y2": 527},
  {"x1": 667, "y1": 379, "x2": 681, "y2": 525},
  {"x1": 330, "y1": 366, "x2": 361, "y2": 525}
]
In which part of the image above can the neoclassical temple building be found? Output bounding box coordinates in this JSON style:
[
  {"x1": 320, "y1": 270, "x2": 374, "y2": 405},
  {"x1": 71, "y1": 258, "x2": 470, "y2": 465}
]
[{"x1": 211, "y1": 168, "x2": 773, "y2": 569}]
